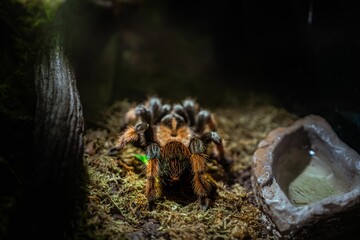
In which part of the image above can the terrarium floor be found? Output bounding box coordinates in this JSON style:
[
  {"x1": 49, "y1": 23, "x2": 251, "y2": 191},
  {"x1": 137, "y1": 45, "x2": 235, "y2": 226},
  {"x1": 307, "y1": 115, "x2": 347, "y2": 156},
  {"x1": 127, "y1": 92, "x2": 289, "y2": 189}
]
[{"x1": 81, "y1": 97, "x2": 296, "y2": 240}]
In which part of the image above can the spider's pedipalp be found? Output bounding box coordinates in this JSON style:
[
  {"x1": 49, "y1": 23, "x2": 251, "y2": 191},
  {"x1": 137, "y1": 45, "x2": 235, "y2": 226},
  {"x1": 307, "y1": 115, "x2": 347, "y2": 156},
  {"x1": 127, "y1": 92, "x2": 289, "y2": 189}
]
[
  {"x1": 189, "y1": 138, "x2": 205, "y2": 154},
  {"x1": 146, "y1": 143, "x2": 161, "y2": 159}
]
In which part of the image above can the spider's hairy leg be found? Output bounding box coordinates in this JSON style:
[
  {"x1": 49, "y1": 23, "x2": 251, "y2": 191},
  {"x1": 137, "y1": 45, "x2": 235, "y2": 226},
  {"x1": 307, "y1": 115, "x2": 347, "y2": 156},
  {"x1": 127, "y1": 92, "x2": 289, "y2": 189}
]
[
  {"x1": 195, "y1": 110, "x2": 216, "y2": 134},
  {"x1": 148, "y1": 97, "x2": 162, "y2": 124},
  {"x1": 158, "y1": 103, "x2": 171, "y2": 123},
  {"x1": 108, "y1": 122, "x2": 149, "y2": 155},
  {"x1": 189, "y1": 138, "x2": 217, "y2": 210},
  {"x1": 135, "y1": 105, "x2": 155, "y2": 144},
  {"x1": 173, "y1": 104, "x2": 189, "y2": 124},
  {"x1": 183, "y1": 99, "x2": 197, "y2": 126},
  {"x1": 145, "y1": 143, "x2": 162, "y2": 210},
  {"x1": 135, "y1": 104, "x2": 152, "y2": 123},
  {"x1": 201, "y1": 131, "x2": 232, "y2": 169}
]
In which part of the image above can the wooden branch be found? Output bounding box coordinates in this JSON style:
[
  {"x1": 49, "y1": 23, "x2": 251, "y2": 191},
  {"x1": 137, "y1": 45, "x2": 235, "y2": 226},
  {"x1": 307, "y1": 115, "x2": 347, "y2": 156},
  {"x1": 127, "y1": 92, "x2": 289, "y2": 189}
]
[
  {"x1": 23, "y1": 21, "x2": 86, "y2": 238},
  {"x1": 34, "y1": 34, "x2": 84, "y2": 189}
]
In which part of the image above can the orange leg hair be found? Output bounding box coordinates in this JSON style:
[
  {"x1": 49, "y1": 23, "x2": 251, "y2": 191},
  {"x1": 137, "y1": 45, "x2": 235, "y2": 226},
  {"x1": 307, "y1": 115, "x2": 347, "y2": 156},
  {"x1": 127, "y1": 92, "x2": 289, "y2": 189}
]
[
  {"x1": 145, "y1": 158, "x2": 161, "y2": 210},
  {"x1": 145, "y1": 143, "x2": 162, "y2": 210},
  {"x1": 190, "y1": 153, "x2": 217, "y2": 210},
  {"x1": 108, "y1": 122, "x2": 149, "y2": 155},
  {"x1": 201, "y1": 131, "x2": 231, "y2": 169},
  {"x1": 114, "y1": 126, "x2": 139, "y2": 149}
]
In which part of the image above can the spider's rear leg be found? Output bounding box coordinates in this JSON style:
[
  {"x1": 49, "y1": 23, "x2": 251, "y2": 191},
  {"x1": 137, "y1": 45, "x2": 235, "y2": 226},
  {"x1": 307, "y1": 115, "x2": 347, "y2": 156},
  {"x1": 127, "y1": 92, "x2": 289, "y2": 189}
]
[
  {"x1": 145, "y1": 143, "x2": 162, "y2": 210},
  {"x1": 201, "y1": 131, "x2": 232, "y2": 170},
  {"x1": 183, "y1": 99, "x2": 198, "y2": 127},
  {"x1": 189, "y1": 138, "x2": 217, "y2": 210},
  {"x1": 108, "y1": 122, "x2": 149, "y2": 156}
]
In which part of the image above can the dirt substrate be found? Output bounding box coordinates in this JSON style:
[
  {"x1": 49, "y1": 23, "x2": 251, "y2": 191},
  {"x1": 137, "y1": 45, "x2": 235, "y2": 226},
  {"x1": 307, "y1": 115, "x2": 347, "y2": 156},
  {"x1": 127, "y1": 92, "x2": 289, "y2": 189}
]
[{"x1": 80, "y1": 98, "x2": 297, "y2": 240}]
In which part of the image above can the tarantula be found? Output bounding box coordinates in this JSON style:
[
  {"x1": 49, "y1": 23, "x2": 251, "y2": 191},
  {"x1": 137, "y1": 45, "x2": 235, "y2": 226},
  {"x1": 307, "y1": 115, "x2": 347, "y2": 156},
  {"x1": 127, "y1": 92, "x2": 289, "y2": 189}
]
[{"x1": 109, "y1": 97, "x2": 230, "y2": 210}]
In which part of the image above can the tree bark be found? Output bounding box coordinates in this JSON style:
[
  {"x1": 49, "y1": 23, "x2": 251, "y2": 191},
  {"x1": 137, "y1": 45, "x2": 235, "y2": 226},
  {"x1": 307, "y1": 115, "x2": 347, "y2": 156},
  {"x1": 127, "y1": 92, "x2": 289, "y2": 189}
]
[
  {"x1": 8, "y1": 16, "x2": 86, "y2": 239},
  {"x1": 34, "y1": 31, "x2": 84, "y2": 192},
  {"x1": 32, "y1": 30, "x2": 84, "y2": 238}
]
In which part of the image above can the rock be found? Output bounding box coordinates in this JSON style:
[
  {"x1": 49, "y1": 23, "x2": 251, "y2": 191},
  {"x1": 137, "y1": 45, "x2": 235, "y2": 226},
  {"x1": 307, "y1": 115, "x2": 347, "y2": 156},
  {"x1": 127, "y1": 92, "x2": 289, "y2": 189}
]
[{"x1": 251, "y1": 115, "x2": 360, "y2": 239}]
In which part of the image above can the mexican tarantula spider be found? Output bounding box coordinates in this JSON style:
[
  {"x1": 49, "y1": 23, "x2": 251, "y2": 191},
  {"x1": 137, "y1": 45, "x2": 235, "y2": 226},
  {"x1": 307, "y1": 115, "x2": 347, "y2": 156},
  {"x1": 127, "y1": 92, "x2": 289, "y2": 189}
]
[{"x1": 109, "y1": 97, "x2": 230, "y2": 210}]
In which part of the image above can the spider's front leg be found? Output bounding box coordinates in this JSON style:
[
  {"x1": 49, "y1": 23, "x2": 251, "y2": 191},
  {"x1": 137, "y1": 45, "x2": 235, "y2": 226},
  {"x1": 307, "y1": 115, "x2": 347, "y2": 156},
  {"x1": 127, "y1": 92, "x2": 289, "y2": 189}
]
[
  {"x1": 201, "y1": 131, "x2": 232, "y2": 170},
  {"x1": 108, "y1": 122, "x2": 149, "y2": 155},
  {"x1": 145, "y1": 143, "x2": 162, "y2": 210},
  {"x1": 195, "y1": 110, "x2": 216, "y2": 133},
  {"x1": 189, "y1": 138, "x2": 217, "y2": 210}
]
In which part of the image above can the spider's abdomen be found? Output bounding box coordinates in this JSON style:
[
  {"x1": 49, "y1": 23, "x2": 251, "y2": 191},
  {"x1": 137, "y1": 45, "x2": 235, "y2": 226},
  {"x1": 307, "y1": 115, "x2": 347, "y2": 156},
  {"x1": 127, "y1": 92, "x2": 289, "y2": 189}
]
[{"x1": 160, "y1": 141, "x2": 191, "y2": 183}]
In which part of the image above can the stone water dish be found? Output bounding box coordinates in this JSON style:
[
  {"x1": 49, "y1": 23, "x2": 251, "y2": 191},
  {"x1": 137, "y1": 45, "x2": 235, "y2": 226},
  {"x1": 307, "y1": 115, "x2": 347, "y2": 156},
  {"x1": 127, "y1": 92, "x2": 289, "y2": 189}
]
[{"x1": 252, "y1": 114, "x2": 360, "y2": 239}]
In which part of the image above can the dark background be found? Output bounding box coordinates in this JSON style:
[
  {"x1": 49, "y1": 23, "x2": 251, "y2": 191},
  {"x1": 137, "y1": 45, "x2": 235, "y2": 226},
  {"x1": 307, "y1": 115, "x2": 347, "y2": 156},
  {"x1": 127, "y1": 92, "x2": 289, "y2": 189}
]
[
  {"x1": 1, "y1": 0, "x2": 359, "y2": 156},
  {"x1": 65, "y1": 0, "x2": 360, "y2": 151}
]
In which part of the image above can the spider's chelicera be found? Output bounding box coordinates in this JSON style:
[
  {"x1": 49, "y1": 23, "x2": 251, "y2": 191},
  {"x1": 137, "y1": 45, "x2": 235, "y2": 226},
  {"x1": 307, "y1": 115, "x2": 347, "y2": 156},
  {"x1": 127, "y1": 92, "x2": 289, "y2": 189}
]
[{"x1": 109, "y1": 97, "x2": 230, "y2": 210}]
